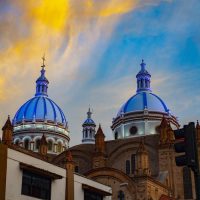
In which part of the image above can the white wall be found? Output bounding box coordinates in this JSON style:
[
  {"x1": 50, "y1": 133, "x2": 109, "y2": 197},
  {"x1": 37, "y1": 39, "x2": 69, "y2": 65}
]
[
  {"x1": 5, "y1": 148, "x2": 112, "y2": 200},
  {"x1": 6, "y1": 148, "x2": 66, "y2": 200}
]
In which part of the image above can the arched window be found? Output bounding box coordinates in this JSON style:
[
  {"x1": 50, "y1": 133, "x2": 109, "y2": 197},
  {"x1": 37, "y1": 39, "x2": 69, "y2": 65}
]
[
  {"x1": 35, "y1": 139, "x2": 40, "y2": 150},
  {"x1": 15, "y1": 140, "x2": 20, "y2": 146},
  {"x1": 118, "y1": 190, "x2": 125, "y2": 200},
  {"x1": 141, "y1": 79, "x2": 143, "y2": 88},
  {"x1": 129, "y1": 126, "x2": 137, "y2": 135},
  {"x1": 126, "y1": 160, "x2": 130, "y2": 175},
  {"x1": 48, "y1": 140, "x2": 53, "y2": 151},
  {"x1": 24, "y1": 139, "x2": 30, "y2": 150},
  {"x1": 183, "y1": 166, "x2": 193, "y2": 199},
  {"x1": 85, "y1": 130, "x2": 88, "y2": 138},
  {"x1": 115, "y1": 132, "x2": 118, "y2": 140},
  {"x1": 131, "y1": 154, "x2": 136, "y2": 174},
  {"x1": 57, "y1": 142, "x2": 62, "y2": 153}
]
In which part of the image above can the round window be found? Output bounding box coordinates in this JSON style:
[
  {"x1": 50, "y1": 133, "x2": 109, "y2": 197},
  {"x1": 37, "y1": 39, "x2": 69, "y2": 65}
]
[{"x1": 129, "y1": 126, "x2": 137, "y2": 135}]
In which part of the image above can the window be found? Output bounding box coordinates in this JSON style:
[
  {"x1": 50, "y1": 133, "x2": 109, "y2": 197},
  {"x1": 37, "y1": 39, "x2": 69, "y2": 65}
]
[
  {"x1": 48, "y1": 140, "x2": 53, "y2": 151},
  {"x1": 131, "y1": 154, "x2": 136, "y2": 174},
  {"x1": 126, "y1": 160, "x2": 130, "y2": 175},
  {"x1": 24, "y1": 139, "x2": 30, "y2": 150},
  {"x1": 115, "y1": 132, "x2": 118, "y2": 140},
  {"x1": 57, "y1": 142, "x2": 62, "y2": 153},
  {"x1": 118, "y1": 190, "x2": 125, "y2": 200},
  {"x1": 183, "y1": 166, "x2": 193, "y2": 199},
  {"x1": 15, "y1": 140, "x2": 20, "y2": 146},
  {"x1": 75, "y1": 166, "x2": 79, "y2": 173},
  {"x1": 22, "y1": 170, "x2": 51, "y2": 200},
  {"x1": 35, "y1": 139, "x2": 40, "y2": 150},
  {"x1": 129, "y1": 126, "x2": 137, "y2": 135},
  {"x1": 84, "y1": 190, "x2": 103, "y2": 200},
  {"x1": 85, "y1": 130, "x2": 88, "y2": 138}
]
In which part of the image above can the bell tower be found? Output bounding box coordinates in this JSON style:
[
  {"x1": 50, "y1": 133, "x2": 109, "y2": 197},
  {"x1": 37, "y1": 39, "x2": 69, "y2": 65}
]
[{"x1": 82, "y1": 108, "x2": 96, "y2": 144}]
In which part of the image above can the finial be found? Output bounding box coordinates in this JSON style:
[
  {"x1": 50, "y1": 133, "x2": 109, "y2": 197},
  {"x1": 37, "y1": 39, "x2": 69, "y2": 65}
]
[
  {"x1": 41, "y1": 54, "x2": 46, "y2": 69},
  {"x1": 87, "y1": 107, "x2": 92, "y2": 118},
  {"x1": 140, "y1": 59, "x2": 146, "y2": 71}
]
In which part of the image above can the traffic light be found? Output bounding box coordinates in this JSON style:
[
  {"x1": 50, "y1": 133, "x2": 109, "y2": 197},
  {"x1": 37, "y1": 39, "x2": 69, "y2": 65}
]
[{"x1": 174, "y1": 122, "x2": 197, "y2": 168}]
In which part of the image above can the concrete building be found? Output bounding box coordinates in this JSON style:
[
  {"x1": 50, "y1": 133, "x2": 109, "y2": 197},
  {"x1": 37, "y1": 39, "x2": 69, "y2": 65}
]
[{"x1": 0, "y1": 126, "x2": 112, "y2": 200}]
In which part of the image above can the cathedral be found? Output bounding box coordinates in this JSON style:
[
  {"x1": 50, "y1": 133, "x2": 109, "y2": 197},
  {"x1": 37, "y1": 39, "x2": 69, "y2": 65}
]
[{"x1": 1, "y1": 59, "x2": 200, "y2": 200}]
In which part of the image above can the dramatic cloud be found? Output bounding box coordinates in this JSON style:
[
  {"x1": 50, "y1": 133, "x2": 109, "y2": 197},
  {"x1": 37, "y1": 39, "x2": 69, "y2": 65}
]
[{"x1": 0, "y1": 0, "x2": 199, "y2": 145}]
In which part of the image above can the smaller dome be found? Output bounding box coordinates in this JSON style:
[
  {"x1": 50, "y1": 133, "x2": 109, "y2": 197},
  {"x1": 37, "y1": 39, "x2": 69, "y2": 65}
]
[
  {"x1": 83, "y1": 118, "x2": 96, "y2": 125},
  {"x1": 82, "y1": 108, "x2": 96, "y2": 127},
  {"x1": 117, "y1": 92, "x2": 169, "y2": 117}
]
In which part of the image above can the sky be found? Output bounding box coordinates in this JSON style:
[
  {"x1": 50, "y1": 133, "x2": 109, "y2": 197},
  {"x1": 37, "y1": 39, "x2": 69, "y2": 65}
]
[{"x1": 0, "y1": 0, "x2": 200, "y2": 146}]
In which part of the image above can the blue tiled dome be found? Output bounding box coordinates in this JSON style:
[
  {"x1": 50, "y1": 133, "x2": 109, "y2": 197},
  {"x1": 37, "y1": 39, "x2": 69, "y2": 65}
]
[
  {"x1": 117, "y1": 60, "x2": 169, "y2": 117},
  {"x1": 117, "y1": 92, "x2": 169, "y2": 116},
  {"x1": 83, "y1": 118, "x2": 95, "y2": 125},
  {"x1": 13, "y1": 96, "x2": 67, "y2": 127}
]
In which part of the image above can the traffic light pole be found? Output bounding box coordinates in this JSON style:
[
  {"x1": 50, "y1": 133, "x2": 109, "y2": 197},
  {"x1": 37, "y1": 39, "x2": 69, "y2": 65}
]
[
  {"x1": 192, "y1": 122, "x2": 200, "y2": 200},
  {"x1": 174, "y1": 122, "x2": 200, "y2": 199},
  {"x1": 194, "y1": 171, "x2": 200, "y2": 200},
  {"x1": 193, "y1": 143, "x2": 200, "y2": 200}
]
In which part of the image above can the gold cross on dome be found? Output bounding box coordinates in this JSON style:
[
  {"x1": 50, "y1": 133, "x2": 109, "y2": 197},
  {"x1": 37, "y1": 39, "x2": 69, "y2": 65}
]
[{"x1": 42, "y1": 54, "x2": 45, "y2": 68}]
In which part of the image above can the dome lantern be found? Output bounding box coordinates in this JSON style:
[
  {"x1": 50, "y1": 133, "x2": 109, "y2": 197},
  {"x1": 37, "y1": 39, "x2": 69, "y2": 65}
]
[
  {"x1": 136, "y1": 59, "x2": 151, "y2": 93},
  {"x1": 35, "y1": 55, "x2": 49, "y2": 97},
  {"x1": 82, "y1": 108, "x2": 96, "y2": 144}
]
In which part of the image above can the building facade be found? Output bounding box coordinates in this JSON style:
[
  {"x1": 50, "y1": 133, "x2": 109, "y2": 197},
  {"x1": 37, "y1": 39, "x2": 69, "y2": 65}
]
[
  {"x1": 1, "y1": 59, "x2": 199, "y2": 200},
  {"x1": 0, "y1": 120, "x2": 112, "y2": 200},
  {"x1": 51, "y1": 61, "x2": 199, "y2": 200}
]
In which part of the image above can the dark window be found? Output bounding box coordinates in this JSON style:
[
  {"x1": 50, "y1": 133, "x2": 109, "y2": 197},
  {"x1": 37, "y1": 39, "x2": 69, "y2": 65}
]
[
  {"x1": 84, "y1": 190, "x2": 103, "y2": 200},
  {"x1": 22, "y1": 170, "x2": 51, "y2": 200},
  {"x1": 183, "y1": 167, "x2": 193, "y2": 199},
  {"x1": 126, "y1": 160, "x2": 130, "y2": 175},
  {"x1": 57, "y1": 142, "x2": 62, "y2": 153},
  {"x1": 141, "y1": 80, "x2": 143, "y2": 88},
  {"x1": 24, "y1": 139, "x2": 29, "y2": 150},
  {"x1": 86, "y1": 130, "x2": 88, "y2": 138},
  {"x1": 115, "y1": 132, "x2": 118, "y2": 140},
  {"x1": 75, "y1": 166, "x2": 79, "y2": 173},
  {"x1": 48, "y1": 140, "x2": 53, "y2": 151},
  {"x1": 129, "y1": 126, "x2": 137, "y2": 135},
  {"x1": 35, "y1": 140, "x2": 40, "y2": 150},
  {"x1": 15, "y1": 140, "x2": 20, "y2": 146},
  {"x1": 131, "y1": 154, "x2": 136, "y2": 174},
  {"x1": 118, "y1": 190, "x2": 125, "y2": 200},
  {"x1": 156, "y1": 125, "x2": 161, "y2": 134}
]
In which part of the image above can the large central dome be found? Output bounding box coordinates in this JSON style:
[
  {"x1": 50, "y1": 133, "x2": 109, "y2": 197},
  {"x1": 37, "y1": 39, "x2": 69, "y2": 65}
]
[
  {"x1": 12, "y1": 59, "x2": 69, "y2": 154},
  {"x1": 111, "y1": 60, "x2": 179, "y2": 139}
]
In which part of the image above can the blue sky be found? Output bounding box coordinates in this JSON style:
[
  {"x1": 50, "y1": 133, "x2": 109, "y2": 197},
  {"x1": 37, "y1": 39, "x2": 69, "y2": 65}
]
[{"x1": 0, "y1": 0, "x2": 200, "y2": 145}]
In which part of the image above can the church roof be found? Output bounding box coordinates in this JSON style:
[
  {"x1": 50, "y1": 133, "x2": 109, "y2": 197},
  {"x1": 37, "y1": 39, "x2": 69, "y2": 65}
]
[{"x1": 116, "y1": 60, "x2": 170, "y2": 117}]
